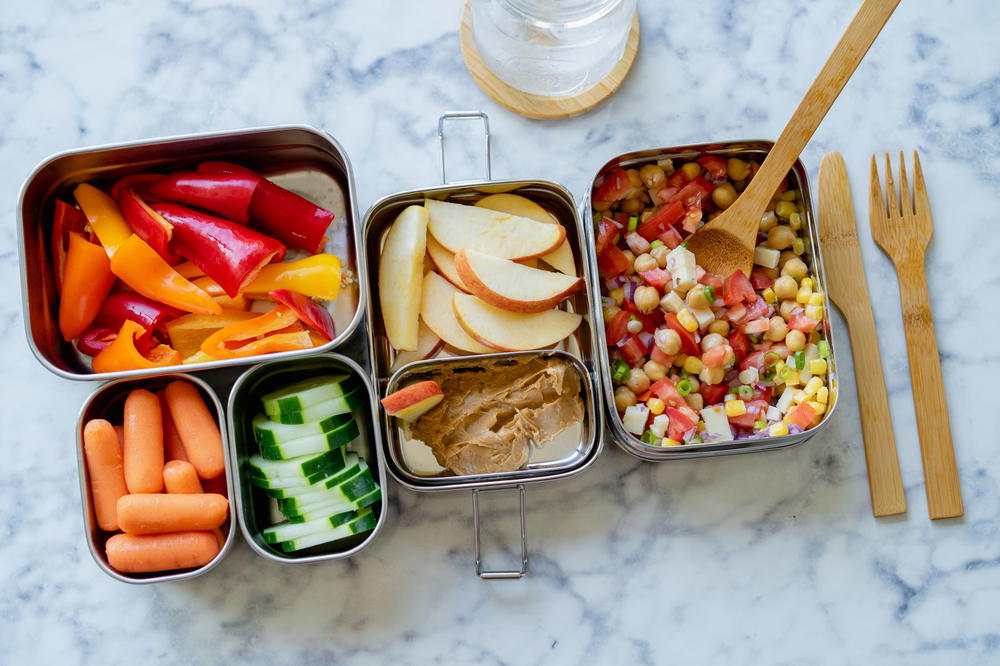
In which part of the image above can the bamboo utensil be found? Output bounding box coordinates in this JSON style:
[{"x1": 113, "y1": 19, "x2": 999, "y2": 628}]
[
  {"x1": 869, "y1": 151, "x2": 963, "y2": 520},
  {"x1": 687, "y1": 0, "x2": 900, "y2": 277},
  {"x1": 818, "y1": 152, "x2": 906, "y2": 517}
]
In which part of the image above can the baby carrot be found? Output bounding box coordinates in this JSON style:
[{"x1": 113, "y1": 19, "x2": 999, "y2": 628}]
[
  {"x1": 212, "y1": 528, "x2": 226, "y2": 550},
  {"x1": 82, "y1": 419, "x2": 129, "y2": 532},
  {"x1": 159, "y1": 391, "x2": 188, "y2": 462},
  {"x1": 123, "y1": 388, "x2": 164, "y2": 493},
  {"x1": 117, "y1": 493, "x2": 229, "y2": 534},
  {"x1": 164, "y1": 381, "x2": 224, "y2": 479},
  {"x1": 106, "y1": 531, "x2": 220, "y2": 574},
  {"x1": 113, "y1": 425, "x2": 124, "y2": 452},
  {"x1": 163, "y1": 460, "x2": 204, "y2": 494}
]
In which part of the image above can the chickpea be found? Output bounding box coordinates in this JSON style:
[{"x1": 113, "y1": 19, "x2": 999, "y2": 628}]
[
  {"x1": 654, "y1": 327, "x2": 681, "y2": 355},
  {"x1": 759, "y1": 211, "x2": 778, "y2": 233},
  {"x1": 685, "y1": 393, "x2": 704, "y2": 411},
  {"x1": 708, "y1": 319, "x2": 730, "y2": 336},
  {"x1": 727, "y1": 158, "x2": 751, "y2": 181},
  {"x1": 614, "y1": 385, "x2": 637, "y2": 412},
  {"x1": 639, "y1": 163, "x2": 666, "y2": 190},
  {"x1": 699, "y1": 366, "x2": 725, "y2": 386},
  {"x1": 773, "y1": 275, "x2": 798, "y2": 300},
  {"x1": 643, "y1": 360, "x2": 667, "y2": 382},
  {"x1": 621, "y1": 197, "x2": 645, "y2": 215},
  {"x1": 625, "y1": 368, "x2": 650, "y2": 394},
  {"x1": 760, "y1": 266, "x2": 779, "y2": 281},
  {"x1": 686, "y1": 287, "x2": 709, "y2": 309},
  {"x1": 626, "y1": 169, "x2": 643, "y2": 188},
  {"x1": 650, "y1": 245, "x2": 670, "y2": 267},
  {"x1": 602, "y1": 303, "x2": 621, "y2": 324},
  {"x1": 711, "y1": 182, "x2": 738, "y2": 209},
  {"x1": 732, "y1": 179, "x2": 747, "y2": 192},
  {"x1": 626, "y1": 319, "x2": 643, "y2": 335},
  {"x1": 779, "y1": 250, "x2": 798, "y2": 267},
  {"x1": 785, "y1": 329, "x2": 806, "y2": 352},
  {"x1": 687, "y1": 376, "x2": 700, "y2": 392},
  {"x1": 701, "y1": 332, "x2": 726, "y2": 352},
  {"x1": 781, "y1": 257, "x2": 808, "y2": 280},
  {"x1": 682, "y1": 162, "x2": 702, "y2": 180},
  {"x1": 779, "y1": 300, "x2": 799, "y2": 321},
  {"x1": 766, "y1": 225, "x2": 796, "y2": 251},
  {"x1": 634, "y1": 286, "x2": 660, "y2": 314},
  {"x1": 765, "y1": 316, "x2": 788, "y2": 342},
  {"x1": 621, "y1": 249, "x2": 636, "y2": 273},
  {"x1": 634, "y1": 253, "x2": 658, "y2": 273},
  {"x1": 593, "y1": 199, "x2": 612, "y2": 213}
]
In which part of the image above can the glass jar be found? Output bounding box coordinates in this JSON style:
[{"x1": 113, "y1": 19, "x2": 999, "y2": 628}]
[{"x1": 471, "y1": 0, "x2": 636, "y2": 98}]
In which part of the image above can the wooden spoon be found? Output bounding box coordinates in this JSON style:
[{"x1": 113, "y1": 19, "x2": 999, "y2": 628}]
[{"x1": 686, "y1": 0, "x2": 900, "y2": 277}]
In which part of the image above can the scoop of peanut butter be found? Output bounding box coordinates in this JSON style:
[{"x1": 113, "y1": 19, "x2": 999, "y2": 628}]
[{"x1": 410, "y1": 357, "x2": 584, "y2": 476}]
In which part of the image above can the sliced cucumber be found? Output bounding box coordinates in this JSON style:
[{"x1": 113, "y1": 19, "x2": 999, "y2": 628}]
[
  {"x1": 265, "y1": 456, "x2": 363, "y2": 500},
  {"x1": 262, "y1": 375, "x2": 352, "y2": 417},
  {"x1": 268, "y1": 385, "x2": 366, "y2": 425},
  {"x1": 248, "y1": 448, "x2": 347, "y2": 481},
  {"x1": 262, "y1": 508, "x2": 359, "y2": 544},
  {"x1": 247, "y1": 452, "x2": 349, "y2": 490},
  {"x1": 286, "y1": 487, "x2": 381, "y2": 523},
  {"x1": 276, "y1": 508, "x2": 377, "y2": 552},
  {"x1": 254, "y1": 413, "x2": 359, "y2": 461}
]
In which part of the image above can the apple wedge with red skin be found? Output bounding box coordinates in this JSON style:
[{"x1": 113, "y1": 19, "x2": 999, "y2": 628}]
[
  {"x1": 454, "y1": 248, "x2": 583, "y2": 314},
  {"x1": 381, "y1": 380, "x2": 444, "y2": 423},
  {"x1": 452, "y1": 293, "x2": 582, "y2": 352}
]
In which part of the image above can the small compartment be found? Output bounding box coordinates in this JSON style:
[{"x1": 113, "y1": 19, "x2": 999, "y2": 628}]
[
  {"x1": 227, "y1": 353, "x2": 388, "y2": 563},
  {"x1": 76, "y1": 374, "x2": 235, "y2": 584}
]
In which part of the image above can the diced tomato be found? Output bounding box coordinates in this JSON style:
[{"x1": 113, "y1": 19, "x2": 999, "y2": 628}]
[
  {"x1": 595, "y1": 217, "x2": 621, "y2": 255},
  {"x1": 636, "y1": 389, "x2": 653, "y2": 403},
  {"x1": 681, "y1": 205, "x2": 703, "y2": 233},
  {"x1": 620, "y1": 335, "x2": 646, "y2": 365},
  {"x1": 597, "y1": 244, "x2": 631, "y2": 279},
  {"x1": 663, "y1": 312, "x2": 701, "y2": 356},
  {"x1": 614, "y1": 212, "x2": 629, "y2": 226},
  {"x1": 788, "y1": 314, "x2": 820, "y2": 333},
  {"x1": 593, "y1": 169, "x2": 634, "y2": 203},
  {"x1": 786, "y1": 402, "x2": 816, "y2": 430},
  {"x1": 665, "y1": 168, "x2": 689, "y2": 189},
  {"x1": 737, "y1": 296, "x2": 769, "y2": 324},
  {"x1": 639, "y1": 268, "x2": 671, "y2": 289},
  {"x1": 650, "y1": 378, "x2": 685, "y2": 408},
  {"x1": 728, "y1": 411, "x2": 756, "y2": 428},
  {"x1": 749, "y1": 268, "x2": 774, "y2": 290},
  {"x1": 659, "y1": 226, "x2": 684, "y2": 249},
  {"x1": 665, "y1": 407, "x2": 695, "y2": 441},
  {"x1": 725, "y1": 303, "x2": 747, "y2": 322},
  {"x1": 743, "y1": 318, "x2": 770, "y2": 336},
  {"x1": 650, "y1": 345, "x2": 674, "y2": 368},
  {"x1": 702, "y1": 272, "x2": 724, "y2": 294},
  {"x1": 739, "y1": 350, "x2": 766, "y2": 372},
  {"x1": 728, "y1": 330, "x2": 750, "y2": 361},
  {"x1": 696, "y1": 156, "x2": 728, "y2": 183},
  {"x1": 656, "y1": 186, "x2": 679, "y2": 204},
  {"x1": 636, "y1": 200, "x2": 684, "y2": 240},
  {"x1": 723, "y1": 269, "x2": 756, "y2": 305},
  {"x1": 699, "y1": 383, "x2": 729, "y2": 405},
  {"x1": 752, "y1": 385, "x2": 773, "y2": 403},
  {"x1": 702, "y1": 344, "x2": 731, "y2": 369},
  {"x1": 605, "y1": 310, "x2": 631, "y2": 346},
  {"x1": 624, "y1": 301, "x2": 662, "y2": 333}
]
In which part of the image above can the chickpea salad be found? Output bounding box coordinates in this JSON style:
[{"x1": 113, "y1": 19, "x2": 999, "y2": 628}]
[{"x1": 592, "y1": 156, "x2": 832, "y2": 447}]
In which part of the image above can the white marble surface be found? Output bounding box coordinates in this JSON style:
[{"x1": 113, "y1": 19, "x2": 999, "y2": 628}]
[{"x1": 2, "y1": 1, "x2": 998, "y2": 664}]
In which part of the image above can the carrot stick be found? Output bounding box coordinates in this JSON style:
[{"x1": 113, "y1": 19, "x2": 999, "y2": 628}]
[
  {"x1": 117, "y1": 493, "x2": 228, "y2": 534},
  {"x1": 106, "y1": 531, "x2": 220, "y2": 573},
  {"x1": 113, "y1": 425, "x2": 125, "y2": 452},
  {"x1": 82, "y1": 419, "x2": 129, "y2": 531},
  {"x1": 164, "y1": 381, "x2": 224, "y2": 479},
  {"x1": 163, "y1": 460, "x2": 204, "y2": 494},
  {"x1": 211, "y1": 528, "x2": 227, "y2": 550},
  {"x1": 123, "y1": 388, "x2": 164, "y2": 493},
  {"x1": 159, "y1": 391, "x2": 188, "y2": 462}
]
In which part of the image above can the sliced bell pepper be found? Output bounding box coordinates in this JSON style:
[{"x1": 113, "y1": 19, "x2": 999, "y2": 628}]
[
  {"x1": 110, "y1": 173, "x2": 163, "y2": 202},
  {"x1": 73, "y1": 184, "x2": 132, "y2": 257},
  {"x1": 76, "y1": 326, "x2": 118, "y2": 357},
  {"x1": 165, "y1": 310, "x2": 260, "y2": 358},
  {"x1": 200, "y1": 305, "x2": 314, "y2": 359},
  {"x1": 95, "y1": 293, "x2": 184, "y2": 334},
  {"x1": 59, "y1": 232, "x2": 117, "y2": 341},
  {"x1": 152, "y1": 203, "x2": 286, "y2": 297},
  {"x1": 146, "y1": 170, "x2": 259, "y2": 223},
  {"x1": 197, "y1": 161, "x2": 334, "y2": 254},
  {"x1": 116, "y1": 188, "x2": 178, "y2": 263},
  {"x1": 109, "y1": 234, "x2": 222, "y2": 315},
  {"x1": 269, "y1": 289, "x2": 336, "y2": 341},
  {"x1": 174, "y1": 261, "x2": 205, "y2": 279},
  {"x1": 242, "y1": 254, "x2": 341, "y2": 301},
  {"x1": 51, "y1": 200, "x2": 88, "y2": 293},
  {"x1": 92, "y1": 320, "x2": 183, "y2": 373}
]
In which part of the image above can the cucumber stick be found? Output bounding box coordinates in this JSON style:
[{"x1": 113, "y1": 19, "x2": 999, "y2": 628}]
[
  {"x1": 263, "y1": 508, "x2": 359, "y2": 544},
  {"x1": 275, "y1": 508, "x2": 377, "y2": 552},
  {"x1": 286, "y1": 487, "x2": 381, "y2": 523},
  {"x1": 262, "y1": 375, "x2": 351, "y2": 417},
  {"x1": 267, "y1": 386, "x2": 365, "y2": 425},
  {"x1": 253, "y1": 413, "x2": 359, "y2": 460}
]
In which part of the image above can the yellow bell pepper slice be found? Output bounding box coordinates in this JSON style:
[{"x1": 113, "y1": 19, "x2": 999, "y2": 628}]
[
  {"x1": 242, "y1": 254, "x2": 341, "y2": 301},
  {"x1": 73, "y1": 183, "x2": 132, "y2": 257}
]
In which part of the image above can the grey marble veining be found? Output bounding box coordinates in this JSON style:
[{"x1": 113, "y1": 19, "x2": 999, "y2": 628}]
[{"x1": 1, "y1": 1, "x2": 998, "y2": 664}]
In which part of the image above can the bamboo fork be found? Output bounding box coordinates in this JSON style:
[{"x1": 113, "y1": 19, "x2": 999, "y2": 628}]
[{"x1": 869, "y1": 151, "x2": 963, "y2": 519}]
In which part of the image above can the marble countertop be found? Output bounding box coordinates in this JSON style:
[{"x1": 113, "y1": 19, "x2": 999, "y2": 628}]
[{"x1": 2, "y1": 1, "x2": 998, "y2": 663}]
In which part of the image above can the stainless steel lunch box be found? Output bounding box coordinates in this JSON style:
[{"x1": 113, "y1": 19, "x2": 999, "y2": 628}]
[
  {"x1": 18, "y1": 125, "x2": 365, "y2": 381},
  {"x1": 583, "y1": 140, "x2": 840, "y2": 461},
  {"x1": 361, "y1": 112, "x2": 605, "y2": 578},
  {"x1": 76, "y1": 373, "x2": 236, "y2": 584},
  {"x1": 226, "y1": 352, "x2": 389, "y2": 564}
]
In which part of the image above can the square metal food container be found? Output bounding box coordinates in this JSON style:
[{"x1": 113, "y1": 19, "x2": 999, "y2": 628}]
[
  {"x1": 76, "y1": 373, "x2": 236, "y2": 584},
  {"x1": 18, "y1": 125, "x2": 364, "y2": 381},
  {"x1": 226, "y1": 352, "x2": 389, "y2": 564},
  {"x1": 583, "y1": 140, "x2": 840, "y2": 461}
]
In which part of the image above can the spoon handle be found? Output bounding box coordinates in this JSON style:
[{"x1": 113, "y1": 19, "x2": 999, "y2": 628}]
[{"x1": 744, "y1": 0, "x2": 900, "y2": 206}]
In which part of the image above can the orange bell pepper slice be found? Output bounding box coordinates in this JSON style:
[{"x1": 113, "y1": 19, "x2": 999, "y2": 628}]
[
  {"x1": 165, "y1": 310, "x2": 260, "y2": 358},
  {"x1": 92, "y1": 320, "x2": 183, "y2": 373},
  {"x1": 200, "y1": 305, "x2": 314, "y2": 359},
  {"x1": 109, "y1": 235, "x2": 222, "y2": 315},
  {"x1": 59, "y1": 232, "x2": 116, "y2": 341},
  {"x1": 242, "y1": 254, "x2": 341, "y2": 301},
  {"x1": 74, "y1": 184, "x2": 132, "y2": 257}
]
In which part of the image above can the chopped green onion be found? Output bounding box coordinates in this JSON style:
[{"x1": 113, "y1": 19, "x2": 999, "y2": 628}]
[
  {"x1": 818, "y1": 340, "x2": 830, "y2": 359},
  {"x1": 737, "y1": 385, "x2": 754, "y2": 400},
  {"x1": 630, "y1": 314, "x2": 639, "y2": 322},
  {"x1": 794, "y1": 350, "x2": 806, "y2": 370},
  {"x1": 611, "y1": 359, "x2": 630, "y2": 383},
  {"x1": 728, "y1": 386, "x2": 738, "y2": 393},
  {"x1": 703, "y1": 285, "x2": 717, "y2": 303},
  {"x1": 690, "y1": 435, "x2": 704, "y2": 444},
  {"x1": 681, "y1": 240, "x2": 690, "y2": 249},
  {"x1": 754, "y1": 420, "x2": 767, "y2": 430},
  {"x1": 778, "y1": 365, "x2": 794, "y2": 381},
  {"x1": 649, "y1": 240, "x2": 664, "y2": 249},
  {"x1": 748, "y1": 334, "x2": 761, "y2": 343},
  {"x1": 627, "y1": 215, "x2": 638, "y2": 231},
  {"x1": 676, "y1": 378, "x2": 692, "y2": 396},
  {"x1": 763, "y1": 367, "x2": 776, "y2": 381},
  {"x1": 641, "y1": 429, "x2": 659, "y2": 445}
]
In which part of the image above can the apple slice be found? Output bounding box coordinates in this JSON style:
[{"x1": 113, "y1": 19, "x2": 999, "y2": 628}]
[
  {"x1": 475, "y1": 193, "x2": 577, "y2": 276},
  {"x1": 424, "y1": 198, "x2": 564, "y2": 261},
  {"x1": 453, "y1": 293, "x2": 582, "y2": 351},
  {"x1": 379, "y1": 205, "x2": 429, "y2": 350},
  {"x1": 390, "y1": 321, "x2": 444, "y2": 372},
  {"x1": 425, "y1": 235, "x2": 468, "y2": 292},
  {"x1": 420, "y1": 272, "x2": 494, "y2": 354},
  {"x1": 455, "y1": 248, "x2": 584, "y2": 314},
  {"x1": 381, "y1": 380, "x2": 444, "y2": 423}
]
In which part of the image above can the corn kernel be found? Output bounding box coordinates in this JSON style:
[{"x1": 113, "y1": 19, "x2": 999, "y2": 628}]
[
  {"x1": 806, "y1": 305, "x2": 825, "y2": 321},
  {"x1": 789, "y1": 212, "x2": 803, "y2": 230},
  {"x1": 804, "y1": 376, "x2": 823, "y2": 397},
  {"x1": 683, "y1": 355, "x2": 703, "y2": 374},
  {"x1": 661, "y1": 438, "x2": 682, "y2": 447},
  {"x1": 677, "y1": 308, "x2": 698, "y2": 332},
  {"x1": 796, "y1": 286, "x2": 812, "y2": 304},
  {"x1": 775, "y1": 200, "x2": 797, "y2": 218},
  {"x1": 792, "y1": 238, "x2": 805, "y2": 255},
  {"x1": 781, "y1": 189, "x2": 799, "y2": 202},
  {"x1": 807, "y1": 400, "x2": 826, "y2": 415},
  {"x1": 800, "y1": 277, "x2": 814, "y2": 289},
  {"x1": 673, "y1": 353, "x2": 687, "y2": 367},
  {"x1": 769, "y1": 422, "x2": 789, "y2": 437},
  {"x1": 610, "y1": 287, "x2": 624, "y2": 305},
  {"x1": 725, "y1": 399, "x2": 747, "y2": 417},
  {"x1": 817, "y1": 387, "x2": 829, "y2": 404},
  {"x1": 793, "y1": 389, "x2": 809, "y2": 404},
  {"x1": 762, "y1": 287, "x2": 777, "y2": 304},
  {"x1": 809, "y1": 359, "x2": 828, "y2": 375},
  {"x1": 784, "y1": 370, "x2": 800, "y2": 386},
  {"x1": 808, "y1": 292, "x2": 825, "y2": 306},
  {"x1": 647, "y1": 397, "x2": 665, "y2": 415}
]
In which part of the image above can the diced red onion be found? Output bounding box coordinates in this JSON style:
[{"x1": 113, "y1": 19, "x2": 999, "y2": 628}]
[
  {"x1": 623, "y1": 281, "x2": 637, "y2": 302},
  {"x1": 615, "y1": 336, "x2": 629, "y2": 348},
  {"x1": 747, "y1": 405, "x2": 761, "y2": 415},
  {"x1": 625, "y1": 232, "x2": 650, "y2": 255},
  {"x1": 723, "y1": 370, "x2": 739, "y2": 384},
  {"x1": 682, "y1": 428, "x2": 697, "y2": 442},
  {"x1": 788, "y1": 424, "x2": 804, "y2": 434},
  {"x1": 638, "y1": 332, "x2": 654, "y2": 350}
]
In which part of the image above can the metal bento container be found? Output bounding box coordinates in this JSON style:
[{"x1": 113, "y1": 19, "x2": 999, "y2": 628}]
[
  {"x1": 583, "y1": 140, "x2": 840, "y2": 461},
  {"x1": 18, "y1": 125, "x2": 364, "y2": 381},
  {"x1": 361, "y1": 112, "x2": 605, "y2": 578},
  {"x1": 76, "y1": 373, "x2": 236, "y2": 584},
  {"x1": 226, "y1": 352, "x2": 389, "y2": 564}
]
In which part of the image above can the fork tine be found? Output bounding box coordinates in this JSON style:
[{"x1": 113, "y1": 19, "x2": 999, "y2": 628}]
[
  {"x1": 897, "y1": 151, "x2": 912, "y2": 215},
  {"x1": 870, "y1": 154, "x2": 886, "y2": 227},
  {"x1": 912, "y1": 150, "x2": 931, "y2": 216},
  {"x1": 884, "y1": 153, "x2": 900, "y2": 219}
]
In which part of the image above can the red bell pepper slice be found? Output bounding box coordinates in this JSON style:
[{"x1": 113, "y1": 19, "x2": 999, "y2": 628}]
[
  {"x1": 95, "y1": 293, "x2": 184, "y2": 334},
  {"x1": 749, "y1": 268, "x2": 774, "y2": 290},
  {"x1": 663, "y1": 312, "x2": 701, "y2": 357},
  {"x1": 619, "y1": 335, "x2": 646, "y2": 365},
  {"x1": 76, "y1": 326, "x2": 118, "y2": 357},
  {"x1": 723, "y1": 269, "x2": 756, "y2": 305},
  {"x1": 605, "y1": 309, "x2": 631, "y2": 346},
  {"x1": 592, "y1": 169, "x2": 634, "y2": 203},
  {"x1": 269, "y1": 290, "x2": 336, "y2": 341},
  {"x1": 594, "y1": 217, "x2": 621, "y2": 255},
  {"x1": 147, "y1": 171, "x2": 259, "y2": 223},
  {"x1": 153, "y1": 203, "x2": 286, "y2": 298},
  {"x1": 699, "y1": 383, "x2": 729, "y2": 406},
  {"x1": 116, "y1": 188, "x2": 179, "y2": 263},
  {"x1": 696, "y1": 156, "x2": 728, "y2": 184},
  {"x1": 636, "y1": 200, "x2": 684, "y2": 240},
  {"x1": 597, "y1": 244, "x2": 630, "y2": 280},
  {"x1": 728, "y1": 330, "x2": 751, "y2": 361},
  {"x1": 639, "y1": 268, "x2": 671, "y2": 289},
  {"x1": 51, "y1": 200, "x2": 87, "y2": 294},
  {"x1": 665, "y1": 407, "x2": 695, "y2": 441},
  {"x1": 788, "y1": 314, "x2": 821, "y2": 333},
  {"x1": 110, "y1": 174, "x2": 163, "y2": 202}
]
